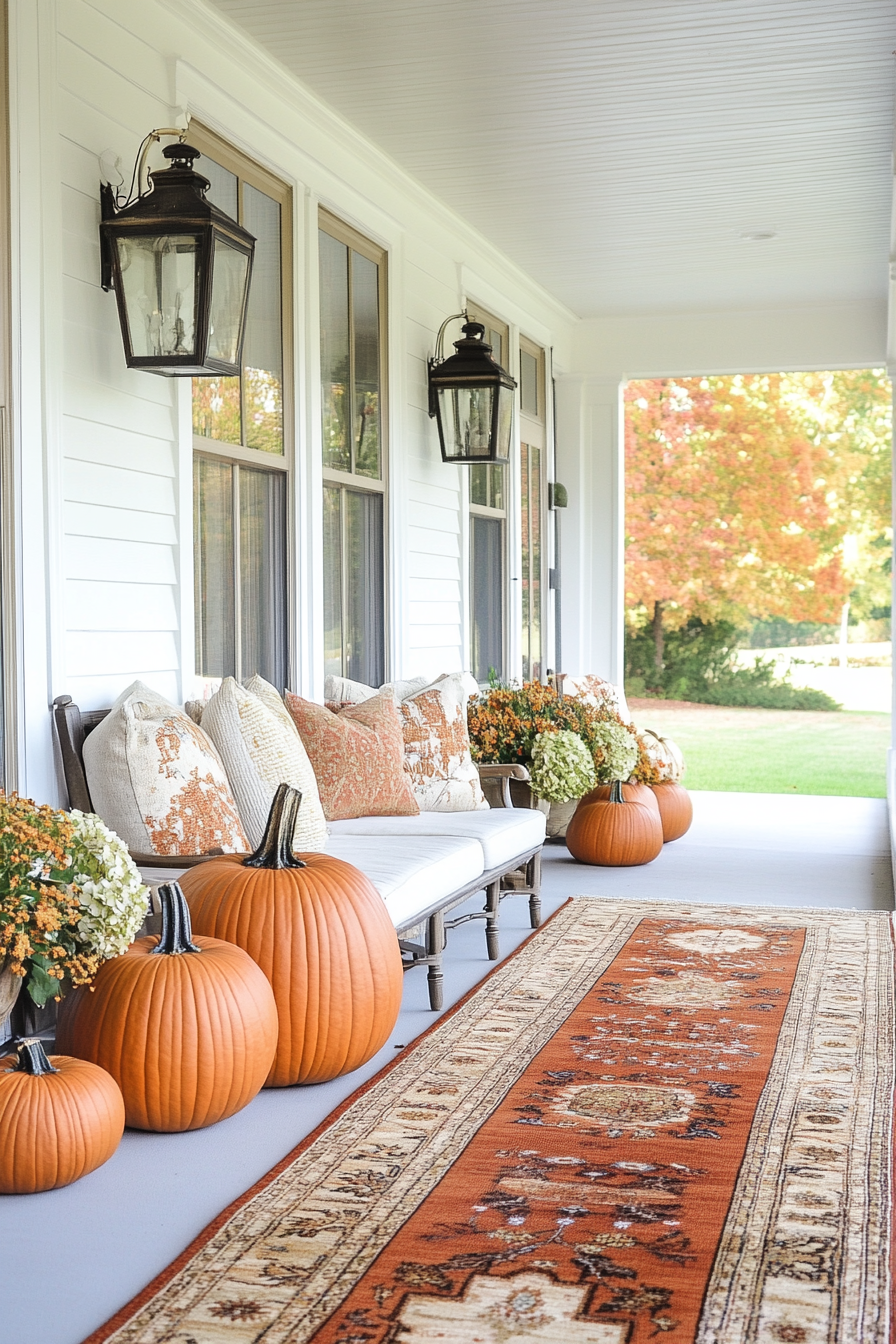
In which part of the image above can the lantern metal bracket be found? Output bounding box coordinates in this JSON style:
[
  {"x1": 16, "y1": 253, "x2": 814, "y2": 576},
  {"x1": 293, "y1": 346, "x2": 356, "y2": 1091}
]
[
  {"x1": 427, "y1": 310, "x2": 467, "y2": 417},
  {"x1": 99, "y1": 127, "x2": 189, "y2": 293}
]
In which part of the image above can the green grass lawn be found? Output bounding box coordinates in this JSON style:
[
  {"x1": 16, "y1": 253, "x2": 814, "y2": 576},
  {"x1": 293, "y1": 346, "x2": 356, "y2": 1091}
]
[{"x1": 628, "y1": 702, "x2": 891, "y2": 797}]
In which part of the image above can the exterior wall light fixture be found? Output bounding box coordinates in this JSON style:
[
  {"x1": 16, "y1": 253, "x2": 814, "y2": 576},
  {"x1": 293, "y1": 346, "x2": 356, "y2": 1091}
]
[
  {"x1": 100, "y1": 129, "x2": 255, "y2": 376},
  {"x1": 428, "y1": 312, "x2": 517, "y2": 464}
]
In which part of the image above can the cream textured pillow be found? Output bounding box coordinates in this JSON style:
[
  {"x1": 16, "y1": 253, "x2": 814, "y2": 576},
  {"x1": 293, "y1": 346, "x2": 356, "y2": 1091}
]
[
  {"x1": 201, "y1": 677, "x2": 328, "y2": 852},
  {"x1": 323, "y1": 673, "x2": 430, "y2": 706},
  {"x1": 564, "y1": 674, "x2": 632, "y2": 723},
  {"x1": 399, "y1": 672, "x2": 488, "y2": 812},
  {"x1": 82, "y1": 680, "x2": 248, "y2": 857}
]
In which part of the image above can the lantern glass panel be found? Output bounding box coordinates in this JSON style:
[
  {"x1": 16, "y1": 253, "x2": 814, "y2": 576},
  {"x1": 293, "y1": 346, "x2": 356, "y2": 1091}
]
[
  {"x1": 207, "y1": 238, "x2": 250, "y2": 367},
  {"x1": 117, "y1": 233, "x2": 201, "y2": 358},
  {"x1": 437, "y1": 385, "x2": 496, "y2": 460},
  {"x1": 496, "y1": 384, "x2": 515, "y2": 461}
]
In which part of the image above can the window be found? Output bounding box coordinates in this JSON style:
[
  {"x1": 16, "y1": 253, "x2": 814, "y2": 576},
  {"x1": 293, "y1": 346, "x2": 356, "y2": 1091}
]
[
  {"x1": 520, "y1": 337, "x2": 546, "y2": 682},
  {"x1": 467, "y1": 305, "x2": 509, "y2": 683},
  {"x1": 319, "y1": 210, "x2": 387, "y2": 686},
  {"x1": 190, "y1": 126, "x2": 292, "y2": 689}
]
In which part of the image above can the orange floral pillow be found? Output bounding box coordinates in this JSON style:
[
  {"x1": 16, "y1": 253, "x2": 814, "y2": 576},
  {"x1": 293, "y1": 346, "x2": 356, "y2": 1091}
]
[{"x1": 284, "y1": 691, "x2": 420, "y2": 822}]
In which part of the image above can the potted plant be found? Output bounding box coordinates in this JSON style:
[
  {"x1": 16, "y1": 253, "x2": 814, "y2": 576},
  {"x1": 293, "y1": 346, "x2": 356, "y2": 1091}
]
[
  {"x1": 528, "y1": 729, "x2": 596, "y2": 837},
  {"x1": 468, "y1": 681, "x2": 646, "y2": 836},
  {"x1": 0, "y1": 793, "x2": 150, "y2": 1030}
]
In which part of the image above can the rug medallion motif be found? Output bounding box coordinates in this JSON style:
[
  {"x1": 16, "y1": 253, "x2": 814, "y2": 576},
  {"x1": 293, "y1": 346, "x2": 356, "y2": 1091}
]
[{"x1": 87, "y1": 899, "x2": 895, "y2": 1344}]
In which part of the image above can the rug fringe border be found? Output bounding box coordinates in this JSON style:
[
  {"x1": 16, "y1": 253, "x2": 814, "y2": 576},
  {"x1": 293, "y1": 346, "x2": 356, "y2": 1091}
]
[{"x1": 80, "y1": 897, "x2": 575, "y2": 1344}]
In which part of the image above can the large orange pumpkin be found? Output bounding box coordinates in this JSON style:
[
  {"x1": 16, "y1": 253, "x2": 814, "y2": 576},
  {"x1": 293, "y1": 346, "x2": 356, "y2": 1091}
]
[
  {"x1": 0, "y1": 1037, "x2": 125, "y2": 1193},
  {"x1": 57, "y1": 883, "x2": 278, "y2": 1132},
  {"x1": 652, "y1": 781, "x2": 693, "y2": 841},
  {"x1": 180, "y1": 784, "x2": 404, "y2": 1087},
  {"x1": 566, "y1": 778, "x2": 664, "y2": 866}
]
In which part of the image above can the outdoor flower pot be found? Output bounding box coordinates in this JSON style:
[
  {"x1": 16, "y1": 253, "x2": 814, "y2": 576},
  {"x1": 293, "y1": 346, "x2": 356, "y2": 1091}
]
[{"x1": 0, "y1": 964, "x2": 21, "y2": 1026}]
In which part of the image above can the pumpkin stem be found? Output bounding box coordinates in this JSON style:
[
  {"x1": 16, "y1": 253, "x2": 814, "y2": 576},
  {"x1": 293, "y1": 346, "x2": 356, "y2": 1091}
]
[
  {"x1": 608, "y1": 779, "x2": 624, "y2": 804},
  {"x1": 13, "y1": 1037, "x2": 58, "y2": 1075},
  {"x1": 243, "y1": 783, "x2": 307, "y2": 870},
  {"x1": 153, "y1": 883, "x2": 202, "y2": 955}
]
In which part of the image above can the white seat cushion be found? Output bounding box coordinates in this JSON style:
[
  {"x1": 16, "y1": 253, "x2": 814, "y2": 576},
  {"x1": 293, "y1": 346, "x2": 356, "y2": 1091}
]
[
  {"x1": 327, "y1": 808, "x2": 546, "y2": 872},
  {"x1": 323, "y1": 834, "x2": 484, "y2": 929}
]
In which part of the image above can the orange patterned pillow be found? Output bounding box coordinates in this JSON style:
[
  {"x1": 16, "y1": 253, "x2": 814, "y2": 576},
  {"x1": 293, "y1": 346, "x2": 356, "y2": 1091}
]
[{"x1": 284, "y1": 690, "x2": 420, "y2": 822}]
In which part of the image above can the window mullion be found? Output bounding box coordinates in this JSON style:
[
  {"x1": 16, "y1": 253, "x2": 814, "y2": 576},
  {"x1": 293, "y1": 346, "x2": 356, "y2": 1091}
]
[
  {"x1": 347, "y1": 253, "x2": 355, "y2": 477},
  {"x1": 340, "y1": 486, "x2": 349, "y2": 677}
]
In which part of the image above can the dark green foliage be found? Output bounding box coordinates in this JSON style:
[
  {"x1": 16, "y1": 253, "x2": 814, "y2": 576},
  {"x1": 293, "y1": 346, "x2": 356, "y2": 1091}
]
[{"x1": 625, "y1": 617, "x2": 840, "y2": 711}]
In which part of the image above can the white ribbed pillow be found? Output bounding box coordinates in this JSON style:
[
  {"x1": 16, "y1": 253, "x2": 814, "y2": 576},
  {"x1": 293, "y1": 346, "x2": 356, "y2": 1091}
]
[{"x1": 202, "y1": 677, "x2": 328, "y2": 851}]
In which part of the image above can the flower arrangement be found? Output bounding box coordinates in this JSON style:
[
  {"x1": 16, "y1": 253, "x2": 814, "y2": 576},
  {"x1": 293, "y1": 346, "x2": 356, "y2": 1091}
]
[
  {"x1": 68, "y1": 810, "x2": 150, "y2": 962},
  {"x1": 529, "y1": 730, "x2": 596, "y2": 802},
  {"x1": 588, "y1": 720, "x2": 640, "y2": 783},
  {"x1": 0, "y1": 793, "x2": 149, "y2": 1008},
  {"x1": 467, "y1": 680, "x2": 642, "y2": 785}
]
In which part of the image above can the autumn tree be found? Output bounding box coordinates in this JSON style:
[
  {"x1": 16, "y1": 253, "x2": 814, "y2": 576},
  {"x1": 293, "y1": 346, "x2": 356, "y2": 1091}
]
[{"x1": 624, "y1": 371, "x2": 891, "y2": 671}]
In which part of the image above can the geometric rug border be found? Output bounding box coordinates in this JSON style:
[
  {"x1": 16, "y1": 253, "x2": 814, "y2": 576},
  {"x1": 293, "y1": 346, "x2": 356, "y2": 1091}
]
[{"x1": 81, "y1": 894, "x2": 895, "y2": 1344}]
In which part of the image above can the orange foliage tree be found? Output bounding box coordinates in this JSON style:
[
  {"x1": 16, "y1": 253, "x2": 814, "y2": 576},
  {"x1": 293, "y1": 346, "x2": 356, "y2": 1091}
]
[{"x1": 624, "y1": 373, "x2": 878, "y2": 668}]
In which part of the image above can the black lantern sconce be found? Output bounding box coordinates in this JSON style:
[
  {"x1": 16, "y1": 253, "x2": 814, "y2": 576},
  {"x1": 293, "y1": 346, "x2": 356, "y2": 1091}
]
[
  {"x1": 100, "y1": 128, "x2": 256, "y2": 376},
  {"x1": 428, "y1": 312, "x2": 517, "y2": 464}
]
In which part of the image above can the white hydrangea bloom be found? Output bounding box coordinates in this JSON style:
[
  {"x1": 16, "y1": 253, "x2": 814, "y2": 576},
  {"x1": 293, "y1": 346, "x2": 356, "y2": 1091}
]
[{"x1": 68, "y1": 810, "x2": 151, "y2": 960}]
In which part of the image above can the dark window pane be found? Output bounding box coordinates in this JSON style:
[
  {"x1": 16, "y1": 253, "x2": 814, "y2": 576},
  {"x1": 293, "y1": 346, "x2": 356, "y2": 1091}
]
[
  {"x1": 487, "y1": 327, "x2": 503, "y2": 367},
  {"x1": 520, "y1": 349, "x2": 538, "y2": 417},
  {"x1": 352, "y1": 251, "x2": 381, "y2": 479},
  {"x1": 471, "y1": 515, "x2": 504, "y2": 683},
  {"x1": 240, "y1": 466, "x2": 287, "y2": 688},
  {"x1": 319, "y1": 231, "x2": 350, "y2": 471},
  {"x1": 344, "y1": 489, "x2": 385, "y2": 685},
  {"x1": 243, "y1": 185, "x2": 283, "y2": 454},
  {"x1": 323, "y1": 485, "x2": 343, "y2": 679},
  {"x1": 194, "y1": 456, "x2": 235, "y2": 677}
]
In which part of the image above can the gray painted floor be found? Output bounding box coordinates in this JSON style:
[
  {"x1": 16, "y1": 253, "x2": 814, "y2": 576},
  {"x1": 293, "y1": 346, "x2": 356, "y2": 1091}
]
[{"x1": 0, "y1": 791, "x2": 890, "y2": 1344}]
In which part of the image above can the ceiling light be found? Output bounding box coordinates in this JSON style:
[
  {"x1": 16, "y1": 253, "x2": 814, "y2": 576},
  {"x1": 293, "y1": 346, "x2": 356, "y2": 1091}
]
[{"x1": 740, "y1": 229, "x2": 777, "y2": 242}]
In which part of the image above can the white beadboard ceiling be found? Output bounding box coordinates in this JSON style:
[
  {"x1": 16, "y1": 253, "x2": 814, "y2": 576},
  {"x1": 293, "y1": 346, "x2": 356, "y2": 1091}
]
[{"x1": 207, "y1": 0, "x2": 896, "y2": 319}]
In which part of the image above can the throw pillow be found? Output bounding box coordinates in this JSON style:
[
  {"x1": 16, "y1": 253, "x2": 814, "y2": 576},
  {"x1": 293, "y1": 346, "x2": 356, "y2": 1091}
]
[
  {"x1": 564, "y1": 674, "x2": 632, "y2": 723},
  {"x1": 82, "y1": 680, "x2": 248, "y2": 857},
  {"x1": 399, "y1": 672, "x2": 488, "y2": 812},
  {"x1": 323, "y1": 673, "x2": 430, "y2": 705},
  {"x1": 202, "y1": 677, "x2": 328, "y2": 851},
  {"x1": 284, "y1": 690, "x2": 419, "y2": 822}
]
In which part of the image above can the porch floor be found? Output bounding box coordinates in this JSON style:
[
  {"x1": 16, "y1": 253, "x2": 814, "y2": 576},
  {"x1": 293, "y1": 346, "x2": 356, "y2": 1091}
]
[{"x1": 3, "y1": 791, "x2": 891, "y2": 1344}]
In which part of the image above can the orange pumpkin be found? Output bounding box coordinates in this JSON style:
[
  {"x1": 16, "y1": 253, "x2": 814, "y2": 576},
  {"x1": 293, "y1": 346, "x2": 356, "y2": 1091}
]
[
  {"x1": 580, "y1": 781, "x2": 660, "y2": 815},
  {"x1": 57, "y1": 883, "x2": 278, "y2": 1132},
  {"x1": 0, "y1": 1037, "x2": 124, "y2": 1193},
  {"x1": 180, "y1": 784, "x2": 404, "y2": 1087},
  {"x1": 651, "y1": 781, "x2": 693, "y2": 841},
  {"x1": 566, "y1": 778, "x2": 664, "y2": 866}
]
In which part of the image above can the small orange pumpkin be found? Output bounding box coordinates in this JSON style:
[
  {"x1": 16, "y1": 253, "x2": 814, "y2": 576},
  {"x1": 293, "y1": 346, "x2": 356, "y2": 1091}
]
[
  {"x1": 57, "y1": 883, "x2": 279, "y2": 1132},
  {"x1": 0, "y1": 1037, "x2": 125, "y2": 1193},
  {"x1": 651, "y1": 781, "x2": 693, "y2": 841},
  {"x1": 566, "y1": 779, "x2": 664, "y2": 866},
  {"x1": 180, "y1": 784, "x2": 404, "y2": 1087}
]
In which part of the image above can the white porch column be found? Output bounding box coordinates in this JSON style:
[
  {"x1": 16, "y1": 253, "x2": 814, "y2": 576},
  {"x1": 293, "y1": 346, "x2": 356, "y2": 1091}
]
[{"x1": 553, "y1": 374, "x2": 625, "y2": 684}]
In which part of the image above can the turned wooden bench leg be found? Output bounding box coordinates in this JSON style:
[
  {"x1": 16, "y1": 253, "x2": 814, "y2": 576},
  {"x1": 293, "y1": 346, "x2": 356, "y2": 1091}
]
[
  {"x1": 527, "y1": 851, "x2": 542, "y2": 927},
  {"x1": 426, "y1": 909, "x2": 445, "y2": 1010},
  {"x1": 485, "y1": 879, "x2": 501, "y2": 960}
]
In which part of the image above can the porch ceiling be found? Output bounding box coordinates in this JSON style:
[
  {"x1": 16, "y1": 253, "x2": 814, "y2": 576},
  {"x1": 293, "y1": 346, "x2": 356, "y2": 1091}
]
[{"x1": 208, "y1": 0, "x2": 896, "y2": 320}]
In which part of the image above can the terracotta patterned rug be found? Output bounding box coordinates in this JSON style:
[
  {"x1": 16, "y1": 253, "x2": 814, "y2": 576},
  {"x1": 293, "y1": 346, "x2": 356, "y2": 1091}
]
[{"x1": 87, "y1": 898, "x2": 895, "y2": 1344}]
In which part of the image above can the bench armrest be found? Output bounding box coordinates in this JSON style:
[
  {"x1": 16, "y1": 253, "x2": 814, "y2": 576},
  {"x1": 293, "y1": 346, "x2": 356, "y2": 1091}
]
[
  {"x1": 130, "y1": 851, "x2": 242, "y2": 869},
  {"x1": 476, "y1": 762, "x2": 531, "y2": 809}
]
